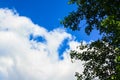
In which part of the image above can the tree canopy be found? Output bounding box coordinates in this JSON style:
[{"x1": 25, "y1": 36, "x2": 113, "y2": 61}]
[{"x1": 62, "y1": 0, "x2": 120, "y2": 80}]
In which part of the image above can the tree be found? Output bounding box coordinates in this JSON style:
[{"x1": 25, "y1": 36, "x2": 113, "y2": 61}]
[{"x1": 61, "y1": 0, "x2": 120, "y2": 80}]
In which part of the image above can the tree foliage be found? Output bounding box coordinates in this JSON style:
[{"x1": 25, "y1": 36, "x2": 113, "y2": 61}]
[{"x1": 62, "y1": 0, "x2": 120, "y2": 80}]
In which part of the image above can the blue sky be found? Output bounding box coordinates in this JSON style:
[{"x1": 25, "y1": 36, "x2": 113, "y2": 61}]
[
  {"x1": 0, "y1": 0, "x2": 101, "y2": 80},
  {"x1": 0, "y1": 0, "x2": 76, "y2": 29},
  {"x1": 0, "y1": 0, "x2": 100, "y2": 42}
]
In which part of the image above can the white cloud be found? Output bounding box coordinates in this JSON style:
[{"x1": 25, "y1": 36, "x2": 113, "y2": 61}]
[{"x1": 0, "y1": 8, "x2": 84, "y2": 80}]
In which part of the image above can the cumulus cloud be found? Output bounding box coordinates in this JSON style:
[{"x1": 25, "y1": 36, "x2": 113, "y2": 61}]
[{"x1": 0, "y1": 8, "x2": 84, "y2": 80}]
